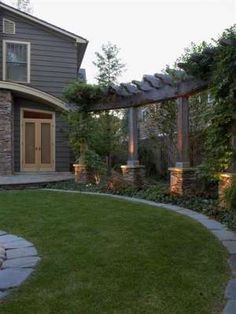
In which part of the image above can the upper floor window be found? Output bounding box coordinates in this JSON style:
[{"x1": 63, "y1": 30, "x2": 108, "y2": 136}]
[
  {"x1": 3, "y1": 19, "x2": 16, "y2": 34},
  {"x1": 3, "y1": 40, "x2": 30, "y2": 83}
]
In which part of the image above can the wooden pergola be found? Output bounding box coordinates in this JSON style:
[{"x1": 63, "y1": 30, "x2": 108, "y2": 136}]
[
  {"x1": 75, "y1": 38, "x2": 236, "y2": 196},
  {"x1": 85, "y1": 72, "x2": 208, "y2": 195}
]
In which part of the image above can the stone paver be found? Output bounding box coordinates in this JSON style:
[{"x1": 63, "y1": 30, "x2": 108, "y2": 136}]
[
  {"x1": 223, "y1": 241, "x2": 236, "y2": 255},
  {"x1": 0, "y1": 230, "x2": 40, "y2": 300},
  {"x1": 212, "y1": 230, "x2": 236, "y2": 242},
  {"x1": 0, "y1": 268, "x2": 33, "y2": 290},
  {"x1": 229, "y1": 255, "x2": 236, "y2": 276},
  {"x1": 3, "y1": 256, "x2": 40, "y2": 269},
  {"x1": 197, "y1": 219, "x2": 225, "y2": 230},
  {"x1": 0, "y1": 231, "x2": 7, "y2": 236},
  {"x1": 223, "y1": 300, "x2": 236, "y2": 314},
  {"x1": 225, "y1": 279, "x2": 236, "y2": 299},
  {"x1": 0, "y1": 173, "x2": 73, "y2": 186},
  {"x1": 3, "y1": 239, "x2": 33, "y2": 249},
  {"x1": 0, "y1": 234, "x2": 23, "y2": 244},
  {"x1": 7, "y1": 247, "x2": 38, "y2": 260}
]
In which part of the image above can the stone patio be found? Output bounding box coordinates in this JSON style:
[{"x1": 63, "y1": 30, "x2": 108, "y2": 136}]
[
  {"x1": 0, "y1": 172, "x2": 73, "y2": 189},
  {"x1": 0, "y1": 231, "x2": 40, "y2": 298}
]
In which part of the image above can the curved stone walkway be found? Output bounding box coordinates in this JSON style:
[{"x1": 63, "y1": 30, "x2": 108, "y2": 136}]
[
  {"x1": 45, "y1": 189, "x2": 236, "y2": 314},
  {"x1": 0, "y1": 231, "x2": 40, "y2": 300}
]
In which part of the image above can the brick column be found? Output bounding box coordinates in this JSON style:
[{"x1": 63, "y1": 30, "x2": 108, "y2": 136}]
[
  {"x1": 218, "y1": 173, "x2": 236, "y2": 207},
  {"x1": 73, "y1": 142, "x2": 89, "y2": 183},
  {"x1": 169, "y1": 97, "x2": 196, "y2": 196},
  {"x1": 121, "y1": 107, "x2": 145, "y2": 186},
  {"x1": 73, "y1": 164, "x2": 88, "y2": 183},
  {"x1": 0, "y1": 90, "x2": 14, "y2": 175},
  {"x1": 169, "y1": 167, "x2": 196, "y2": 196}
]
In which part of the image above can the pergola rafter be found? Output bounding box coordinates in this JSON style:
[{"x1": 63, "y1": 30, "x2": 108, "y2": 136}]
[{"x1": 89, "y1": 73, "x2": 208, "y2": 111}]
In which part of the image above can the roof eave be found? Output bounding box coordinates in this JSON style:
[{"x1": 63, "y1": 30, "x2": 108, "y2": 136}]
[{"x1": 0, "y1": 2, "x2": 88, "y2": 44}]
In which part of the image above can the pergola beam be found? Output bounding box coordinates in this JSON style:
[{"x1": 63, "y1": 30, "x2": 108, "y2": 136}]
[{"x1": 88, "y1": 77, "x2": 207, "y2": 112}]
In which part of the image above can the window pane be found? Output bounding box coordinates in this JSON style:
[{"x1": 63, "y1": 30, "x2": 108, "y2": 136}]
[
  {"x1": 6, "y1": 63, "x2": 27, "y2": 82},
  {"x1": 25, "y1": 122, "x2": 35, "y2": 164},
  {"x1": 5, "y1": 43, "x2": 28, "y2": 82},
  {"x1": 41, "y1": 123, "x2": 51, "y2": 164},
  {"x1": 7, "y1": 43, "x2": 27, "y2": 63},
  {"x1": 24, "y1": 111, "x2": 53, "y2": 119}
]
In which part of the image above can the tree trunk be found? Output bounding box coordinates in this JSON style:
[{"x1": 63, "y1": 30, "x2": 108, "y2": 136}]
[{"x1": 106, "y1": 154, "x2": 112, "y2": 176}]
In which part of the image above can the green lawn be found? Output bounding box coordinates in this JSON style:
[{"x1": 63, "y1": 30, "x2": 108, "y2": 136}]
[{"x1": 0, "y1": 191, "x2": 230, "y2": 314}]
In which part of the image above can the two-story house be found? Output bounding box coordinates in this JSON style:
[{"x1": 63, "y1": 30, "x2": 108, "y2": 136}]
[{"x1": 0, "y1": 1, "x2": 88, "y2": 175}]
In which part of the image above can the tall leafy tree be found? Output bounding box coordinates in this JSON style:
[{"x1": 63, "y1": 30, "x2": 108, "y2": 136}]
[
  {"x1": 93, "y1": 42, "x2": 125, "y2": 174},
  {"x1": 17, "y1": 0, "x2": 32, "y2": 13},
  {"x1": 93, "y1": 42, "x2": 125, "y2": 86}
]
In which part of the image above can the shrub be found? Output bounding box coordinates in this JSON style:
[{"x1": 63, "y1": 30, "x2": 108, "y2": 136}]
[
  {"x1": 107, "y1": 175, "x2": 134, "y2": 193},
  {"x1": 84, "y1": 150, "x2": 106, "y2": 184},
  {"x1": 224, "y1": 183, "x2": 236, "y2": 212}
]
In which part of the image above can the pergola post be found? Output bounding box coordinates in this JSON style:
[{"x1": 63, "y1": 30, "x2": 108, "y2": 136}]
[
  {"x1": 127, "y1": 106, "x2": 139, "y2": 166},
  {"x1": 121, "y1": 107, "x2": 145, "y2": 185},
  {"x1": 176, "y1": 96, "x2": 190, "y2": 168},
  {"x1": 219, "y1": 121, "x2": 236, "y2": 207},
  {"x1": 169, "y1": 96, "x2": 196, "y2": 196}
]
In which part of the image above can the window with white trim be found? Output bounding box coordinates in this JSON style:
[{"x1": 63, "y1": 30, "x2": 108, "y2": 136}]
[{"x1": 3, "y1": 41, "x2": 30, "y2": 83}]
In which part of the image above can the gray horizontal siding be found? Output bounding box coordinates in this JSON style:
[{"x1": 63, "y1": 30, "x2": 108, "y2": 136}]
[
  {"x1": 1, "y1": 9, "x2": 78, "y2": 98},
  {"x1": 14, "y1": 97, "x2": 72, "y2": 172}
]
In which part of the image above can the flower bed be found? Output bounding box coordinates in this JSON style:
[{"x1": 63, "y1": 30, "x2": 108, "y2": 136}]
[{"x1": 46, "y1": 178, "x2": 236, "y2": 230}]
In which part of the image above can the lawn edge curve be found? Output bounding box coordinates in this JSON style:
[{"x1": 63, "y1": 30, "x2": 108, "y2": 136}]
[{"x1": 44, "y1": 188, "x2": 236, "y2": 314}]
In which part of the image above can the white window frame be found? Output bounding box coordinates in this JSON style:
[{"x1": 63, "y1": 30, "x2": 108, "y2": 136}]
[
  {"x1": 2, "y1": 40, "x2": 31, "y2": 83},
  {"x1": 2, "y1": 18, "x2": 16, "y2": 34}
]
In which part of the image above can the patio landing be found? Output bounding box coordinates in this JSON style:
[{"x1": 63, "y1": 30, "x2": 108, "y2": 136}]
[{"x1": 0, "y1": 172, "x2": 73, "y2": 189}]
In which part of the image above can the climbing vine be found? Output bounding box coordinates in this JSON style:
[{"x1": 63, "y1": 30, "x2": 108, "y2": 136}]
[{"x1": 178, "y1": 25, "x2": 236, "y2": 176}]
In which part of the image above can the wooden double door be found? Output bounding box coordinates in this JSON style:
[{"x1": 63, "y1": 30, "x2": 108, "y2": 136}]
[{"x1": 21, "y1": 109, "x2": 55, "y2": 172}]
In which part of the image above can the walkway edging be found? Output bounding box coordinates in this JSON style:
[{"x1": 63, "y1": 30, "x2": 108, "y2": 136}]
[
  {"x1": 0, "y1": 232, "x2": 40, "y2": 300},
  {"x1": 44, "y1": 188, "x2": 236, "y2": 314}
]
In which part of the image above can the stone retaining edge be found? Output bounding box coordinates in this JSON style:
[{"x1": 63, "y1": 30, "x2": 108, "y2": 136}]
[{"x1": 44, "y1": 188, "x2": 236, "y2": 314}]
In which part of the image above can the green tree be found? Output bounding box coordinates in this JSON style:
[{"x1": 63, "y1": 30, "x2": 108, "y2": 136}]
[
  {"x1": 16, "y1": 0, "x2": 32, "y2": 13},
  {"x1": 93, "y1": 42, "x2": 125, "y2": 86},
  {"x1": 177, "y1": 25, "x2": 236, "y2": 177},
  {"x1": 141, "y1": 92, "x2": 211, "y2": 177},
  {"x1": 93, "y1": 42, "x2": 126, "y2": 174}
]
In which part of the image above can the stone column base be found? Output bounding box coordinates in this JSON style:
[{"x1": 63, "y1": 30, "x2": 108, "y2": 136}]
[
  {"x1": 121, "y1": 165, "x2": 145, "y2": 186},
  {"x1": 219, "y1": 173, "x2": 236, "y2": 208},
  {"x1": 169, "y1": 167, "x2": 197, "y2": 196},
  {"x1": 0, "y1": 90, "x2": 14, "y2": 175},
  {"x1": 73, "y1": 164, "x2": 89, "y2": 183}
]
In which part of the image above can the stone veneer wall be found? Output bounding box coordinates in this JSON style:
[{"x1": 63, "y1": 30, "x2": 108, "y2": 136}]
[
  {"x1": 169, "y1": 168, "x2": 196, "y2": 196},
  {"x1": 0, "y1": 91, "x2": 13, "y2": 175}
]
